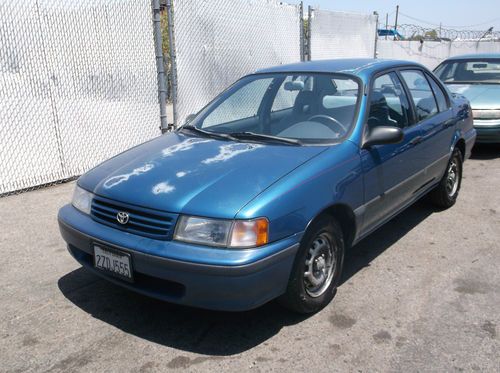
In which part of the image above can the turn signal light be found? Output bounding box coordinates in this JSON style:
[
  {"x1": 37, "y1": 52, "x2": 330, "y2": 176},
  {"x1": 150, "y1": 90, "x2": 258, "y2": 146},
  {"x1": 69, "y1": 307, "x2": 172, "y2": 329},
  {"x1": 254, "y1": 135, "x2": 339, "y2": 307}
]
[{"x1": 230, "y1": 218, "x2": 269, "y2": 247}]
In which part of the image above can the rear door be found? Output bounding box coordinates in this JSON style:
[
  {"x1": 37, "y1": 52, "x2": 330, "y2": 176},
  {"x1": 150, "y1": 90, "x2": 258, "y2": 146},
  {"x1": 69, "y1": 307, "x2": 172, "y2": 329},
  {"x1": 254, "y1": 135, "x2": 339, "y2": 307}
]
[
  {"x1": 360, "y1": 71, "x2": 424, "y2": 235},
  {"x1": 424, "y1": 72, "x2": 455, "y2": 179},
  {"x1": 399, "y1": 69, "x2": 454, "y2": 187}
]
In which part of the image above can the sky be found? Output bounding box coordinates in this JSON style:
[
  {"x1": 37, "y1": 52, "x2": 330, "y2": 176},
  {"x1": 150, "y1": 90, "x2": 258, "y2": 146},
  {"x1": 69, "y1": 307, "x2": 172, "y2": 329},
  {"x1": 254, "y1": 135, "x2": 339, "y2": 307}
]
[{"x1": 291, "y1": 0, "x2": 500, "y2": 31}]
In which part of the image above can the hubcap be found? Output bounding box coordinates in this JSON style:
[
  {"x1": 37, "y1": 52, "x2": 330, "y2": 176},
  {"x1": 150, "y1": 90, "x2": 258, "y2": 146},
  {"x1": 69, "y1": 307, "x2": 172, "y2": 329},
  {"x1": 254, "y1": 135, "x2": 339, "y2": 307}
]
[
  {"x1": 446, "y1": 158, "x2": 459, "y2": 197},
  {"x1": 303, "y1": 234, "x2": 336, "y2": 298}
]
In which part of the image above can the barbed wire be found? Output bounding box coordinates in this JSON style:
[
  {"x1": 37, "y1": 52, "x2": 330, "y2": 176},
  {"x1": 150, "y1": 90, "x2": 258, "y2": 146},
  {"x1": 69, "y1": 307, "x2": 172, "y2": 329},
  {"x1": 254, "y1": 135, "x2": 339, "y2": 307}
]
[
  {"x1": 398, "y1": 11, "x2": 500, "y2": 29},
  {"x1": 395, "y1": 24, "x2": 500, "y2": 41}
]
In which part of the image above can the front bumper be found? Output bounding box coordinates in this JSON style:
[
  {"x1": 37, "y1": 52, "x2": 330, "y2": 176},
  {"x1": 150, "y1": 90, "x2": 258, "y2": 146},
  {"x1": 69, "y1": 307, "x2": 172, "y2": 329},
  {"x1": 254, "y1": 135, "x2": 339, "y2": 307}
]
[
  {"x1": 474, "y1": 119, "x2": 500, "y2": 143},
  {"x1": 58, "y1": 204, "x2": 300, "y2": 311}
]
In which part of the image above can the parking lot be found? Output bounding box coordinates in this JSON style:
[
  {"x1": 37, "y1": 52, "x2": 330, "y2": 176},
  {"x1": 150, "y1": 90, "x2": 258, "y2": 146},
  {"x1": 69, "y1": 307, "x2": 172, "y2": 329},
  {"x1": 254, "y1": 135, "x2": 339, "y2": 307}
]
[{"x1": 1, "y1": 144, "x2": 499, "y2": 373}]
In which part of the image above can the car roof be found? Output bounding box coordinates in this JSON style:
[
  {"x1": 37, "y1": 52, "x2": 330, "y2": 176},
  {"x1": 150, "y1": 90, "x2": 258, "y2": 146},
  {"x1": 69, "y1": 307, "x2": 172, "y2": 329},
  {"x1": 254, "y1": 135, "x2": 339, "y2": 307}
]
[
  {"x1": 444, "y1": 53, "x2": 500, "y2": 61},
  {"x1": 254, "y1": 58, "x2": 425, "y2": 79}
]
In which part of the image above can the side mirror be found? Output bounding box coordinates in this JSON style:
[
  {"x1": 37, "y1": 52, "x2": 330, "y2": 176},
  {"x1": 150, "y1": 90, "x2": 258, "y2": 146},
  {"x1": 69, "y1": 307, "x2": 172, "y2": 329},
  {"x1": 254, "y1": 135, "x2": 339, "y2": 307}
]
[{"x1": 363, "y1": 126, "x2": 404, "y2": 148}]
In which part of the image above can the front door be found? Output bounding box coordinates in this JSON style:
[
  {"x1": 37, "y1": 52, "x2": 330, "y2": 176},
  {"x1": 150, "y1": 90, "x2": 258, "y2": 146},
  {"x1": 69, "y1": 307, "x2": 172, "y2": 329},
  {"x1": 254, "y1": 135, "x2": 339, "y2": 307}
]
[{"x1": 360, "y1": 71, "x2": 425, "y2": 235}]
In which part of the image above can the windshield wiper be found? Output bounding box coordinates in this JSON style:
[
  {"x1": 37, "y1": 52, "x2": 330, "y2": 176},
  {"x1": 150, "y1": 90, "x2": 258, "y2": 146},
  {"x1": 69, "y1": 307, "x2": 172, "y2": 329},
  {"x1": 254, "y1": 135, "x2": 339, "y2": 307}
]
[
  {"x1": 229, "y1": 131, "x2": 301, "y2": 146},
  {"x1": 181, "y1": 126, "x2": 301, "y2": 145},
  {"x1": 180, "y1": 125, "x2": 237, "y2": 141}
]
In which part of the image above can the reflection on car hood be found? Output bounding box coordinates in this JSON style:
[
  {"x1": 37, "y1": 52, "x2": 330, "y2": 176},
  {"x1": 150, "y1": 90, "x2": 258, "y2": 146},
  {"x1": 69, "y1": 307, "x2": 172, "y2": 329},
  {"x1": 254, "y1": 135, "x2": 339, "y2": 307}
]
[
  {"x1": 447, "y1": 84, "x2": 500, "y2": 109},
  {"x1": 78, "y1": 133, "x2": 328, "y2": 218}
]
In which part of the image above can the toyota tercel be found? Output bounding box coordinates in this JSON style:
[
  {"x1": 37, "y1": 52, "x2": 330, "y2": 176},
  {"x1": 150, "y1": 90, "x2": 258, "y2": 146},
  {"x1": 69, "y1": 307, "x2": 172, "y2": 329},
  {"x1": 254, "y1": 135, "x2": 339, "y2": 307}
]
[{"x1": 58, "y1": 59, "x2": 476, "y2": 313}]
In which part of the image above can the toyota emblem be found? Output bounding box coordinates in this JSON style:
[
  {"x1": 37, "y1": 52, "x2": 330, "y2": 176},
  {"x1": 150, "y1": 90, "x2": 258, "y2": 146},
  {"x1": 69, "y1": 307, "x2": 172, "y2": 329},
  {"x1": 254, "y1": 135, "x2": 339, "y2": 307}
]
[{"x1": 116, "y1": 211, "x2": 129, "y2": 225}]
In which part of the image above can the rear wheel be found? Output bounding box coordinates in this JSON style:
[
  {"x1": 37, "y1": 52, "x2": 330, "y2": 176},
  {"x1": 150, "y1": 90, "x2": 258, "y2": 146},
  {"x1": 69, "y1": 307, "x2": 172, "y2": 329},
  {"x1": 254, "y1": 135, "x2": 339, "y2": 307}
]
[
  {"x1": 278, "y1": 215, "x2": 345, "y2": 314},
  {"x1": 429, "y1": 147, "x2": 463, "y2": 208}
]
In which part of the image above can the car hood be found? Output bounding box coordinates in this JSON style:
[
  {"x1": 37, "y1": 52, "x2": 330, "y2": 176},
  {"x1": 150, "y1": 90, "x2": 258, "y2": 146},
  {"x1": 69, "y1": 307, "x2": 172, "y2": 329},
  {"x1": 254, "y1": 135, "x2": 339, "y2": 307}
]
[
  {"x1": 78, "y1": 133, "x2": 328, "y2": 218},
  {"x1": 446, "y1": 84, "x2": 500, "y2": 109}
]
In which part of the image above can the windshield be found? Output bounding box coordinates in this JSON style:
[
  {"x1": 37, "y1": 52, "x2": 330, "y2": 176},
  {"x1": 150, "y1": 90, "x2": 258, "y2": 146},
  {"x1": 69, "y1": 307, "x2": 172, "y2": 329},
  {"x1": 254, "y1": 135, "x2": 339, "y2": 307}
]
[
  {"x1": 434, "y1": 59, "x2": 500, "y2": 84},
  {"x1": 184, "y1": 73, "x2": 361, "y2": 145}
]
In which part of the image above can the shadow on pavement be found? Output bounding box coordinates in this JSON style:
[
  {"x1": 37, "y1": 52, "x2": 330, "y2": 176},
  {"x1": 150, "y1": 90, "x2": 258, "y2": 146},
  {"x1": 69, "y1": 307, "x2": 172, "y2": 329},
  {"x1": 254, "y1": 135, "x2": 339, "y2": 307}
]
[
  {"x1": 58, "y1": 269, "x2": 307, "y2": 356},
  {"x1": 58, "y1": 199, "x2": 436, "y2": 355},
  {"x1": 341, "y1": 199, "x2": 435, "y2": 285},
  {"x1": 470, "y1": 143, "x2": 500, "y2": 160}
]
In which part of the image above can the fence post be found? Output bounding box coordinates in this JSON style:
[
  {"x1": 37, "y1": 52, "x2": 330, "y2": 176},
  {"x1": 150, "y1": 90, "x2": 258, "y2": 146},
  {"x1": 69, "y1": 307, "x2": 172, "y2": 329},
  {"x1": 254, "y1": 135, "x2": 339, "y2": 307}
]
[
  {"x1": 166, "y1": 0, "x2": 178, "y2": 127},
  {"x1": 307, "y1": 6, "x2": 312, "y2": 61},
  {"x1": 152, "y1": 0, "x2": 168, "y2": 133},
  {"x1": 299, "y1": 2, "x2": 304, "y2": 62},
  {"x1": 373, "y1": 11, "x2": 379, "y2": 58}
]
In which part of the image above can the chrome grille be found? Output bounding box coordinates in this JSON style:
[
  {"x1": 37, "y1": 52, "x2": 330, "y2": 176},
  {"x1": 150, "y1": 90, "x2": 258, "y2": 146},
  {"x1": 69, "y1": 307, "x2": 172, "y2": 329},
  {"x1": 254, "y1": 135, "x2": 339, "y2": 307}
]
[
  {"x1": 91, "y1": 196, "x2": 177, "y2": 240},
  {"x1": 472, "y1": 109, "x2": 500, "y2": 121}
]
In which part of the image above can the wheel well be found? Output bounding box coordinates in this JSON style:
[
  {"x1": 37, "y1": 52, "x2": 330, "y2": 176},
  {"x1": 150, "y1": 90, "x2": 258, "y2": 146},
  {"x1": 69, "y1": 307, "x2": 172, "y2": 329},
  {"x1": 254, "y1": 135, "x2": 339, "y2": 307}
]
[
  {"x1": 314, "y1": 204, "x2": 356, "y2": 248},
  {"x1": 455, "y1": 138, "x2": 465, "y2": 161}
]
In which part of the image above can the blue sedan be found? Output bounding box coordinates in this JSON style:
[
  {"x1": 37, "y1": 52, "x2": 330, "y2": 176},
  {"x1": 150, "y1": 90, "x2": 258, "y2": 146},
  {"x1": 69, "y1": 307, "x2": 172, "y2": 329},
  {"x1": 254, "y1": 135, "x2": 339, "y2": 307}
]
[
  {"x1": 434, "y1": 53, "x2": 500, "y2": 143},
  {"x1": 58, "y1": 59, "x2": 476, "y2": 313}
]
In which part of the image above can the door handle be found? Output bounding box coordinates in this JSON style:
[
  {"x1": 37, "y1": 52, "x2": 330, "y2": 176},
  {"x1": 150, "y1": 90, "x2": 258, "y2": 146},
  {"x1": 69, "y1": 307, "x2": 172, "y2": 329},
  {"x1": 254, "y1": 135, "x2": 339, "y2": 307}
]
[{"x1": 410, "y1": 136, "x2": 423, "y2": 146}]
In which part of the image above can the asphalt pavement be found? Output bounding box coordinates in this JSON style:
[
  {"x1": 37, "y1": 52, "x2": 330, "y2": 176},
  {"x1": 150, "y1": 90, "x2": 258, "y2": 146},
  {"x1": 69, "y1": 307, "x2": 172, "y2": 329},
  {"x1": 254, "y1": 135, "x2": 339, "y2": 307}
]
[{"x1": 1, "y1": 144, "x2": 499, "y2": 372}]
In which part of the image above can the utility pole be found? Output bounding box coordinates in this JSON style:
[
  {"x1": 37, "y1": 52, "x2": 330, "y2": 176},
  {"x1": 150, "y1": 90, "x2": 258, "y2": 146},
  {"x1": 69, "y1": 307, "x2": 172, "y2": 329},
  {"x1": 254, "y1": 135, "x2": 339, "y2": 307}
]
[{"x1": 394, "y1": 5, "x2": 399, "y2": 40}]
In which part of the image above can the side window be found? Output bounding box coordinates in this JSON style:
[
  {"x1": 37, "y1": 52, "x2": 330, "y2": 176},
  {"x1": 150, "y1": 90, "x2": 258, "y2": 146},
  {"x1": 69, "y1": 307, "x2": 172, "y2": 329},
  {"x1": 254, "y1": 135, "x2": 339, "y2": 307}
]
[
  {"x1": 426, "y1": 74, "x2": 449, "y2": 112},
  {"x1": 368, "y1": 72, "x2": 411, "y2": 129},
  {"x1": 400, "y1": 70, "x2": 438, "y2": 122},
  {"x1": 202, "y1": 78, "x2": 272, "y2": 128}
]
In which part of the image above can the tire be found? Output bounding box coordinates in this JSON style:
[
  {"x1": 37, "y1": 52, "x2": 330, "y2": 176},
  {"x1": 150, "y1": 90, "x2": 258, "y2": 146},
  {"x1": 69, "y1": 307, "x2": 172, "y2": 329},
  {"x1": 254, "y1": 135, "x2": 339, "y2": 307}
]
[
  {"x1": 429, "y1": 147, "x2": 463, "y2": 208},
  {"x1": 278, "y1": 215, "x2": 345, "y2": 314}
]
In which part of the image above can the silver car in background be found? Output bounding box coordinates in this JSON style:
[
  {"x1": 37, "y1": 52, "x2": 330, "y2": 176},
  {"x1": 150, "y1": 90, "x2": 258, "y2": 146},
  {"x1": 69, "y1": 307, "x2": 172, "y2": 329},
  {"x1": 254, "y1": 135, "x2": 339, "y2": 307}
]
[{"x1": 434, "y1": 54, "x2": 500, "y2": 143}]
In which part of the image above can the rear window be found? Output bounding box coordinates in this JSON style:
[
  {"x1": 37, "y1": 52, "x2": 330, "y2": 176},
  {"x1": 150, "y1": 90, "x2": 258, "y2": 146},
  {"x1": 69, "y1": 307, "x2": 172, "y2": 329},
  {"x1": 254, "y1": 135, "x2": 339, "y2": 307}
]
[{"x1": 434, "y1": 59, "x2": 500, "y2": 84}]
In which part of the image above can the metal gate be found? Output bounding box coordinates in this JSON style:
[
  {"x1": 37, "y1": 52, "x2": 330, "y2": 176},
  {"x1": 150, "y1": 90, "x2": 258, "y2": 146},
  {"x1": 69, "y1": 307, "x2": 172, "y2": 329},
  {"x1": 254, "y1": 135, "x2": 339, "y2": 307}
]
[{"x1": 0, "y1": 0, "x2": 160, "y2": 194}]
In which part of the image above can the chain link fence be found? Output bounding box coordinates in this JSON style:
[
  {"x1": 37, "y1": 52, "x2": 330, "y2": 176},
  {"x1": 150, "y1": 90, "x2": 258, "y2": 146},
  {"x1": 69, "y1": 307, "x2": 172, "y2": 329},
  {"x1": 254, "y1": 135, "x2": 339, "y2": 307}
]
[
  {"x1": 0, "y1": 0, "x2": 160, "y2": 195},
  {"x1": 170, "y1": 0, "x2": 302, "y2": 126},
  {"x1": 3, "y1": 0, "x2": 500, "y2": 195},
  {"x1": 309, "y1": 9, "x2": 378, "y2": 60}
]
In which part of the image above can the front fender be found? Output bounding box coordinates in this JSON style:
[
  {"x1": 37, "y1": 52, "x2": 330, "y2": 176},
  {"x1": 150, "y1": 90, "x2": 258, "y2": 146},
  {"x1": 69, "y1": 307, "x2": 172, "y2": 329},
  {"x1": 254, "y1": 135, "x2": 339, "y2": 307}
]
[{"x1": 236, "y1": 141, "x2": 363, "y2": 243}]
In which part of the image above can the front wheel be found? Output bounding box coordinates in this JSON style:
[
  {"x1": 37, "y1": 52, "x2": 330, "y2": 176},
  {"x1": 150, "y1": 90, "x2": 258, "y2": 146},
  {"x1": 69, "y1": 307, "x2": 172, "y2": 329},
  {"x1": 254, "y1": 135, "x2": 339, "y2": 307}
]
[
  {"x1": 278, "y1": 215, "x2": 345, "y2": 314},
  {"x1": 429, "y1": 147, "x2": 463, "y2": 208}
]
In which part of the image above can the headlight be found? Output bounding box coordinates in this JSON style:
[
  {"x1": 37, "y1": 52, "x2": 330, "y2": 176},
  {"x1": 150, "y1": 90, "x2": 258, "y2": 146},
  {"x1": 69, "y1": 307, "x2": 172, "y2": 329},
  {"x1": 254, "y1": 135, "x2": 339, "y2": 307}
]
[
  {"x1": 174, "y1": 216, "x2": 269, "y2": 248},
  {"x1": 72, "y1": 185, "x2": 94, "y2": 214}
]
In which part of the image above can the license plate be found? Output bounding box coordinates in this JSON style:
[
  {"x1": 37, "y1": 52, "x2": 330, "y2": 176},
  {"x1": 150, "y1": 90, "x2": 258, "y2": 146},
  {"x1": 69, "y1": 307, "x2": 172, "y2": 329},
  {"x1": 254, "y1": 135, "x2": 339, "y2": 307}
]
[{"x1": 93, "y1": 244, "x2": 133, "y2": 281}]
